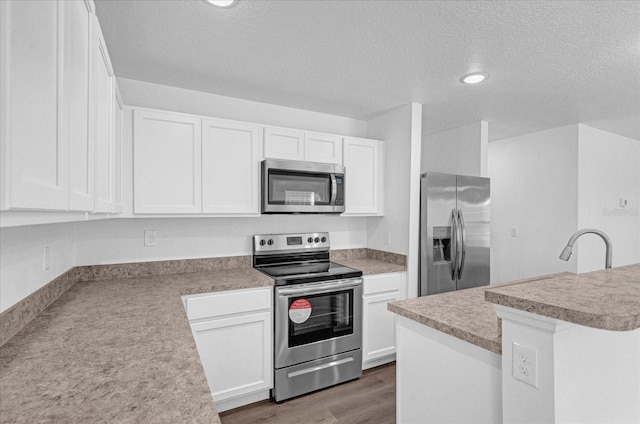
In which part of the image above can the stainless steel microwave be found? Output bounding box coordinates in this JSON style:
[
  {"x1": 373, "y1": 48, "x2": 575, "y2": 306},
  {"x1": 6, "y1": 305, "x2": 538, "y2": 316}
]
[{"x1": 261, "y1": 159, "x2": 345, "y2": 214}]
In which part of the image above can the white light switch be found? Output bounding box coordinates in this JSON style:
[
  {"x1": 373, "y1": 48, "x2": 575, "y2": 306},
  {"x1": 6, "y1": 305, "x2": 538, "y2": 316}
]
[
  {"x1": 384, "y1": 232, "x2": 391, "y2": 245},
  {"x1": 619, "y1": 198, "x2": 628, "y2": 207}
]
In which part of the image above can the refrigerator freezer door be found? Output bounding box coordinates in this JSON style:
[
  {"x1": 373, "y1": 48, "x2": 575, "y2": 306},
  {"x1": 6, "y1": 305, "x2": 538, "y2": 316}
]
[
  {"x1": 456, "y1": 175, "x2": 490, "y2": 290},
  {"x1": 420, "y1": 173, "x2": 457, "y2": 295}
]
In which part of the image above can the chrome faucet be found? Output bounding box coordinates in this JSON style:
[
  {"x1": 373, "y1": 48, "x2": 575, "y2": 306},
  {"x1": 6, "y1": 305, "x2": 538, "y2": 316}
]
[{"x1": 559, "y1": 228, "x2": 612, "y2": 269}]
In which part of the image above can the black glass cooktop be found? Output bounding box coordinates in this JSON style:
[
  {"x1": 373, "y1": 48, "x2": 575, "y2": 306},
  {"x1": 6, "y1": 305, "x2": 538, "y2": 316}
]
[{"x1": 257, "y1": 261, "x2": 362, "y2": 286}]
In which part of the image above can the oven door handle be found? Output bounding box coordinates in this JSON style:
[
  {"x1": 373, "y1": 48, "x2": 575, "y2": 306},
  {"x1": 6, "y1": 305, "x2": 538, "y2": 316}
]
[{"x1": 277, "y1": 278, "x2": 363, "y2": 296}]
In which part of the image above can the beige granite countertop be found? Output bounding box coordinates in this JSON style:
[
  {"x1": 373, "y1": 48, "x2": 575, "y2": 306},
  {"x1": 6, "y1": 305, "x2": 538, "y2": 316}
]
[
  {"x1": 389, "y1": 264, "x2": 640, "y2": 355},
  {"x1": 334, "y1": 258, "x2": 406, "y2": 275},
  {"x1": 0, "y1": 268, "x2": 273, "y2": 424},
  {"x1": 485, "y1": 263, "x2": 640, "y2": 331},
  {"x1": 388, "y1": 284, "x2": 504, "y2": 354}
]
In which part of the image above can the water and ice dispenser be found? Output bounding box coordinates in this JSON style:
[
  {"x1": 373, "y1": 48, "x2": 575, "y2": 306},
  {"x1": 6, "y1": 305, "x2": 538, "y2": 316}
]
[{"x1": 433, "y1": 226, "x2": 452, "y2": 263}]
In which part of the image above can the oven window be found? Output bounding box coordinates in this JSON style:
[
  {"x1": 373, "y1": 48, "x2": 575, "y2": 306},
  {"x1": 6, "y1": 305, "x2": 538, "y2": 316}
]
[
  {"x1": 288, "y1": 289, "x2": 353, "y2": 347},
  {"x1": 268, "y1": 171, "x2": 331, "y2": 205}
]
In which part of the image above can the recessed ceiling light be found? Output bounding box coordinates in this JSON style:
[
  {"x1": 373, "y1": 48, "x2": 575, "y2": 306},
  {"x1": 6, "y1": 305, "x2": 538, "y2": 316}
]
[
  {"x1": 203, "y1": 0, "x2": 235, "y2": 7},
  {"x1": 461, "y1": 72, "x2": 488, "y2": 84}
]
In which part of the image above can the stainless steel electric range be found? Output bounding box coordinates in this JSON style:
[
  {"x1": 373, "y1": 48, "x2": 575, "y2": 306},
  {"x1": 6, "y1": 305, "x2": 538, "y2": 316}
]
[{"x1": 252, "y1": 232, "x2": 363, "y2": 402}]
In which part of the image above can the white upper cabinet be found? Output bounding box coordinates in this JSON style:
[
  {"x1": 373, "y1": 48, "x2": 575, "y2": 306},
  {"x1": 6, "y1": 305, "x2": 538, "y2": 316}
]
[
  {"x1": 304, "y1": 132, "x2": 342, "y2": 165},
  {"x1": 343, "y1": 137, "x2": 384, "y2": 215},
  {"x1": 202, "y1": 118, "x2": 262, "y2": 214},
  {"x1": 112, "y1": 85, "x2": 124, "y2": 214},
  {"x1": 90, "y1": 15, "x2": 114, "y2": 213},
  {"x1": 65, "y1": 0, "x2": 94, "y2": 211},
  {"x1": 1, "y1": 0, "x2": 122, "y2": 217},
  {"x1": 133, "y1": 109, "x2": 202, "y2": 214},
  {"x1": 264, "y1": 127, "x2": 305, "y2": 161},
  {"x1": 1, "y1": 0, "x2": 68, "y2": 210},
  {"x1": 264, "y1": 127, "x2": 343, "y2": 165}
]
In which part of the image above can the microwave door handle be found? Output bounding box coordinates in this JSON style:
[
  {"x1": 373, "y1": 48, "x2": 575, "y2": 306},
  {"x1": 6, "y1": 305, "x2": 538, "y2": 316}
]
[{"x1": 330, "y1": 174, "x2": 337, "y2": 204}]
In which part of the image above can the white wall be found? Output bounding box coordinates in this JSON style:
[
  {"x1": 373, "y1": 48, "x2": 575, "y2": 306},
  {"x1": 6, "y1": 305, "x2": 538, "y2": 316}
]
[
  {"x1": 0, "y1": 223, "x2": 74, "y2": 312},
  {"x1": 118, "y1": 78, "x2": 367, "y2": 137},
  {"x1": 422, "y1": 121, "x2": 488, "y2": 177},
  {"x1": 489, "y1": 125, "x2": 580, "y2": 283},
  {"x1": 366, "y1": 104, "x2": 414, "y2": 255},
  {"x1": 576, "y1": 125, "x2": 640, "y2": 273},
  {"x1": 74, "y1": 216, "x2": 367, "y2": 265}
]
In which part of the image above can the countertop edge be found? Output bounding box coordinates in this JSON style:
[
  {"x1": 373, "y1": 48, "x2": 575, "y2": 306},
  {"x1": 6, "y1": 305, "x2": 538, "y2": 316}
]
[
  {"x1": 387, "y1": 302, "x2": 501, "y2": 355},
  {"x1": 484, "y1": 265, "x2": 640, "y2": 331},
  {"x1": 484, "y1": 290, "x2": 640, "y2": 332}
]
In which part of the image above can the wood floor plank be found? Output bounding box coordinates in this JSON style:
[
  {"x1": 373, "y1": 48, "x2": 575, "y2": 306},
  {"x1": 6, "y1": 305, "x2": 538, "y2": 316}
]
[{"x1": 220, "y1": 363, "x2": 396, "y2": 424}]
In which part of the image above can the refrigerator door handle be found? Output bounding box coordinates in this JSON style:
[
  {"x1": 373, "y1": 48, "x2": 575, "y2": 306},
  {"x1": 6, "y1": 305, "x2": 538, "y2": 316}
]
[
  {"x1": 451, "y1": 208, "x2": 458, "y2": 280},
  {"x1": 458, "y1": 209, "x2": 466, "y2": 278}
]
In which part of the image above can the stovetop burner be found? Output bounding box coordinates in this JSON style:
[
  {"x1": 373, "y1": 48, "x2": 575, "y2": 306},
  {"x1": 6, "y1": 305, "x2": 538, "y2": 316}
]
[{"x1": 252, "y1": 232, "x2": 362, "y2": 286}]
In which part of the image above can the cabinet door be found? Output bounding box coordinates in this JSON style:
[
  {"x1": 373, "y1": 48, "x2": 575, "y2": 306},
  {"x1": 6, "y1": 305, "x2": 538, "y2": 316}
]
[
  {"x1": 133, "y1": 109, "x2": 202, "y2": 214},
  {"x1": 202, "y1": 118, "x2": 261, "y2": 214},
  {"x1": 363, "y1": 290, "x2": 402, "y2": 367},
  {"x1": 190, "y1": 311, "x2": 273, "y2": 405},
  {"x1": 1, "y1": 0, "x2": 67, "y2": 210},
  {"x1": 66, "y1": 0, "x2": 93, "y2": 211},
  {"x1": 343, "y1": 137, "x2": 384, "y2": 215},
  {"x1": 264, "y1": 127, "x2": 304, "y2": 161},
  {"x1": 304, "y1": 132, "x2": 342, "y2": 164},
  {"x1": 112, "y1": 85, "x2": 124, "y2": 214},
  {"x1": 90, "y1": 16, "x2": 114, "y2": 213}
]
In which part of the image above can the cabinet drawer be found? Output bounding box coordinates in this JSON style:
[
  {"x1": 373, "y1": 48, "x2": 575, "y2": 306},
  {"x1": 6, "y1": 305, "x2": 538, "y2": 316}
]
[
  {"x1": 184, "y1": 287, "x2": 272, "y2": 321},
  {"x1": 363, "y1": 272, "x2": 405, "y2": 295}
]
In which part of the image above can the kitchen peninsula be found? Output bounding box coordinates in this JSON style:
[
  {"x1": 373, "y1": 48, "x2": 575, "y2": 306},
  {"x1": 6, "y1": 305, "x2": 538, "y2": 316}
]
[{"x1": 389, "y1": 263, "x2": 640, "y2": 424}]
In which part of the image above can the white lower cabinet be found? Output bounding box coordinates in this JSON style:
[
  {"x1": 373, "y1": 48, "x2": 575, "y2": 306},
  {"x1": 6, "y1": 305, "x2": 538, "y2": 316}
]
[
  {"x1": 362, "y1": 272, "x2": 406, "y2": 370},
  {"x1": 183, "y1": 287, "x2": 273, "y2": 412}
]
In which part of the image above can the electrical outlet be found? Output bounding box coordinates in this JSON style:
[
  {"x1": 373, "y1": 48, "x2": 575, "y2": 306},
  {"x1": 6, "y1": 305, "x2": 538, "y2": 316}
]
[
  {"x1": 43, "y1": 246, "x2": 50, "y2": 271},
  {"x1": 512, "y1": 342, "x2": 538, "y2": 387},
  {"x1": 384, "y1": 232, "x2": 391, "y2": 245},
  {"x1": 144, "y1": 230, "x2": 157, "y2": 247},
  {"x1": 510, "y1": 227, "x2": 518, "y2": 237}
]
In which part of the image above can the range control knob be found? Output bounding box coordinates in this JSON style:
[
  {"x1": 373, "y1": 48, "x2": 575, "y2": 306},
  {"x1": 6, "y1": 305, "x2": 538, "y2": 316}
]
[
  {"x1": 314, "y1": 237, "x2": 320, "y2": 243},
  {"x1": 321, "y1": 236, "x2": 327, "y2": 243},
  {"x1": 267, "y1": 239, "x2": 274, "y2": 246},
  {"x1": 307, "y1": 237, "x2": 313, "y2": 243},
  {"x1": 259, "y1": 239, "x2": 266, "y2": 246}
]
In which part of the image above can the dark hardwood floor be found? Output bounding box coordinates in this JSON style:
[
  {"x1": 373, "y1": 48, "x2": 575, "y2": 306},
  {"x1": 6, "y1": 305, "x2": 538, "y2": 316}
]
[{"x1": 220, "y1": 362, "x2": 396, "y2": 424}]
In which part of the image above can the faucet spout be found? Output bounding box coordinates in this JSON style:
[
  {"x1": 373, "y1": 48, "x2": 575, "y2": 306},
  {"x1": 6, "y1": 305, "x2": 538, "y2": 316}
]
[{"x1": 559, "y1": 228, "x2": 613, "y2": 269}]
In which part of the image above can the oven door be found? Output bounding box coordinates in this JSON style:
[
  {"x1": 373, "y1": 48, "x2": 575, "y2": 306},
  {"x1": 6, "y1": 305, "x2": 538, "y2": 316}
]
[{"x1": 275, "y1": 278, "x2": 363, "y2": 369}]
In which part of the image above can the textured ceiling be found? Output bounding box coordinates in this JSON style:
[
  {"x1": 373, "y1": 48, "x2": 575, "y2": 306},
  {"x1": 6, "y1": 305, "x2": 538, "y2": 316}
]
[{"x1": 95, "y1": 0, "x2": 640, "y2": 141}]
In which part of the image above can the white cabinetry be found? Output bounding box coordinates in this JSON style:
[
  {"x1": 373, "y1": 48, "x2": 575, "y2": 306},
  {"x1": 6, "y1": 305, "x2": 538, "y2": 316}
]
[
  {"x1": 183, "y1": 287, "x2": 273, "y2": 412},
  {"x1": 343, "y1": 137, "x2": 384, "y2": 216},
  {"x1": 304, "y1": 132, "x2": 342, "y2": 164},
  {"x1": 202, "y1": 118, "x2": 262, "y2": 214},
  {"x1": 1, "y1": 0, "x2": 67, "y2": 210},
  {"x1": 362, "y1": 272, "x2": 405, "y2": 369},
  {"x1": 90, "y1": 15, "x2": 114, "y2": 213},
  {"x1": 133, "y1": 109, "x2": 264, "y2": 215},
  {"x1": 264, "y1": 127, "x2": 342, "y2": 165},
  {"x1": 112, "y1": 85, "x2": 124, "y2": 214},
  {"x1": 264, "y1": 127, "x2": 304, "y2": 161},
  {"x1": 66, "y1": 0, "x2": 94, "y2": 211},
  {"x1": 133, "y1": 109, "x2": 202, "y2": 214},
  {"x1": 1, "y1": 0, "x2": 122, "y2": 216}
]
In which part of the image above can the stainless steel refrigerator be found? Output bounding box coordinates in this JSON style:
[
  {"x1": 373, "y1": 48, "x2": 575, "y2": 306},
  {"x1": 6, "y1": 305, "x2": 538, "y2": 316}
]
[{"x1": 419, "y1": 172, "x2": 490, "y2": 296}]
